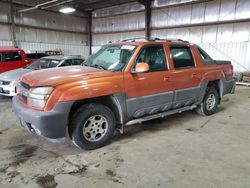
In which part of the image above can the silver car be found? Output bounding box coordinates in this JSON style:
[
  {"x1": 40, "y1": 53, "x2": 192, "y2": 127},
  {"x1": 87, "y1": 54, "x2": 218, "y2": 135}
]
[{"x1": 0, "y1": 55, "x2": 84, "y2": 97}]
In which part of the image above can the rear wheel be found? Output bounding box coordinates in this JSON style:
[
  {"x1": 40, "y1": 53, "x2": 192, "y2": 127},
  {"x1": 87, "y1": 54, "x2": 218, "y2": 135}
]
[
  {"x1": 70, "y1": 103, "x2": 116, "y2": 150},
  {"x1": 196, "y1": 87, "x2": 219, "y2": 116}
]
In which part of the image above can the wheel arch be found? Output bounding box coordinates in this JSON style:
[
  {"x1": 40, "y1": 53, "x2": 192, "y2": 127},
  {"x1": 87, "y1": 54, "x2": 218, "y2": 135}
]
[{"x1": 68, "y1": 94, "x2": 126, "y2": 129}]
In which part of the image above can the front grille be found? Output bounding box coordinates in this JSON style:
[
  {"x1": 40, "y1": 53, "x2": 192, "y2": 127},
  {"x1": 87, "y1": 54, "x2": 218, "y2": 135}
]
[
  {"x1": 18, "y1": 82, "x2": 30, "y2": 104},
  {"x1": 20, "y1": 82, "x2": 30, "y2": 89},
  {"x1": 0, "y1": 80, "x2": 11, "y2": 85}
]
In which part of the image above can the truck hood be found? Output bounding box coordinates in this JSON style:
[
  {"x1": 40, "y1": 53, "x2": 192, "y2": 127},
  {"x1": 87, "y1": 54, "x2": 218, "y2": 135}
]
[
  {"x1": 0, "y1": 68, "x2": 33, "y2": 82},
  {"x1": 21, "y1": 66, "x2": 108, "y2": 87}
]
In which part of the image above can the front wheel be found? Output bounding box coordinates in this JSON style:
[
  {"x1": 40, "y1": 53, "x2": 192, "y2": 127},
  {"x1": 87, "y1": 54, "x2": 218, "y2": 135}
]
[
  {"x1": 70, "y1": 103, "x2": 116, "y2": 150},
  {"x1": 196, "y1": 87, "x2": 219, "y2": 116}
]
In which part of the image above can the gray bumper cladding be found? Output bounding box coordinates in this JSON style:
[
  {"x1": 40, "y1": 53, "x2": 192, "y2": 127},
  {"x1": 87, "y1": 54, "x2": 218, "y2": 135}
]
[
  {"x1": 221, "y1": 79, "x2": 236, "y2": 96},
  {"x1": 12, "y1": 96, "x2": 73, "y2": 140}
]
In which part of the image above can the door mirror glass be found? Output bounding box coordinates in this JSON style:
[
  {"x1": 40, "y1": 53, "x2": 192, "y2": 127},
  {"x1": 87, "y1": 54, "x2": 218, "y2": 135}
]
[{"x1": 133, "y1": 62, "x2": 150, "y2": 73}]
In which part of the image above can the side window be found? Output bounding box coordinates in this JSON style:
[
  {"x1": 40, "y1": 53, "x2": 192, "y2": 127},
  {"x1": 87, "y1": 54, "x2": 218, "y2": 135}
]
[
  {"x1": 72, "y1": 59, "x2": 84, "y2": 65},
  {"x1": 60, "y1": 59, "x2": 72, "y2": 67},
  {"x1": 0, "y1": 53, "x2": 2, "y2": 62},
  {"x1": 170, "y1": 46, "x2": 195, "y2": 69},
  {"x1": 136, "y1": 45, "x2": 167, "y2": 72},
  {"x1": 3, "y1": 52, "x2": 22, "y2": 62},
  {"x1": 198, "y1": 48, "x2": 207, "y2": 60}
]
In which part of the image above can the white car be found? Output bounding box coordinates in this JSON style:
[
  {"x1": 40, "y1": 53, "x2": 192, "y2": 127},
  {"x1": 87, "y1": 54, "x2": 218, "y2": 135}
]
[{"x1": 0, "y1": 55, "x2": 84, "y2": 97}]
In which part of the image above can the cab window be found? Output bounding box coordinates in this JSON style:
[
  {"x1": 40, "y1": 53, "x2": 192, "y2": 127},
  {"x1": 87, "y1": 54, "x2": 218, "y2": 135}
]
[
  {"x1": 72, "y1": 59, "x2": 84, "y2": 65},
  {"x1": 135, "y1": 45, "x2": 167, "y2": 72},
  {"x1": 60, "y1": 59, "x2": 72, "y2": 67},
  {"x1": 2, "y1": 52, "x2": 22, "y2": 62},
  {"x1": 170, "y1": 46, "x2": 195, "y2": 69}
]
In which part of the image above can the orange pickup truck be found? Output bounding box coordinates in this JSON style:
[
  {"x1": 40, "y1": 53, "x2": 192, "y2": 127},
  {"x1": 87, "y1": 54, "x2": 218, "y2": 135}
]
[{"x1": 13, "y1": 38, "x2": 235, "y2": 150}]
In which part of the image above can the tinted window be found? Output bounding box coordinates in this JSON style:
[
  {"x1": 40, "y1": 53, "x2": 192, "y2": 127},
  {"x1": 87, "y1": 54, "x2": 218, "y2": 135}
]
[
  {"x1": 3, "y1": 52, "x2": 22, "y2": 62},
  {"x1": 0, "y1": 53, "x2": 2, "y2": 62},
  {"x1": 198, "y1": 48, "x2": 207, "y2": 60},
  {"x1": 60, "y1": 59, "x2": 72, "y2": 67},
  {"x1": 170, "y1": 47, "x2": 195, "y2": 69},
  {"x1": 72, "y1": 59, "x2": 84, "y2": 65},
  {"x1": 136, "y1": 45, "x2": 167, "y2": 72}
]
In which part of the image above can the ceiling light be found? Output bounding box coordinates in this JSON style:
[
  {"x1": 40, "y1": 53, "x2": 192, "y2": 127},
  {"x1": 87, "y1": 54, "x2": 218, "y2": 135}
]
[{"x1": 59, "y1": 7, "x2": 75, "y2": 14}]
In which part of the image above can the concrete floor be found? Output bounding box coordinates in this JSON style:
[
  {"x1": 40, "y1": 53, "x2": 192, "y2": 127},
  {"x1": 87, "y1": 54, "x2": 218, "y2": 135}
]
[{"x1": 0, "y1": 86, "x2": 250, "y2": 188}]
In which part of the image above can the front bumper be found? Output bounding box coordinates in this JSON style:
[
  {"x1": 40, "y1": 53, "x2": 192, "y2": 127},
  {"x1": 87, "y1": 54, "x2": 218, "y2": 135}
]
[
  {"x1": 0, "y1": 84, "x2": 16, "y2": 97},
  {"x1": 12, "y1": 96, "x2": 74, "y2": 140}
]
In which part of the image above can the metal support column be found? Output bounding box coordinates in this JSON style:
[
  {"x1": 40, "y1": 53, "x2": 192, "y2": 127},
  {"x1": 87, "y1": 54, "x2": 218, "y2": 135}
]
[
  {"x1": 88, "y1": 11, "x2": 92, "y2": 55},
  {"x1": 10, "y1": 0, "x2": 17, "y2": 47},
  {"x1": 145, "y1": 0, "x2": 152, "y2": 40}
]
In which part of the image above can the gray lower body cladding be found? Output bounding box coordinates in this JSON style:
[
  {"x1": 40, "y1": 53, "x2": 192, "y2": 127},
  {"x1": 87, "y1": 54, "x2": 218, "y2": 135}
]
[
  {"x1": 124, "y1": 79, "x2": 235, "y2": 120},
  {"x1": 220, "y1": 79, "x2": 236, "y2": 96},
  {"x1": 126, "y1": 83, "x2": 207, "y2": 119},
  {"x1": 12, "y1": 96, "x2": 73, "y2": 140},
  {"x1": 126, "y1": 91, "x2": 174, "y2": 118}
]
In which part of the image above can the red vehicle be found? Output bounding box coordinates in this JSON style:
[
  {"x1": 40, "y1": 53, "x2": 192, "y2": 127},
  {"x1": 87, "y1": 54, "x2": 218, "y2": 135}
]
[{"x1": 0, "y1": 47, "x2": 30, "y2": 73}]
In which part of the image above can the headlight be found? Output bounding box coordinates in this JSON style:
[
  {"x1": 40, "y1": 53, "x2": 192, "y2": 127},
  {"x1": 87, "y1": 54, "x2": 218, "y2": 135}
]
[{"x1": 27, "y1": 87, "x2": 54, "y2": 109}]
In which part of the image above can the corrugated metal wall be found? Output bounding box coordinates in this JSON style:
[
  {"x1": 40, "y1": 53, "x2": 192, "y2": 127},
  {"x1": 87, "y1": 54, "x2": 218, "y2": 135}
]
[
  {"x1": 1, "y1": 0, "x2": 249, "y2": 71},
  {"x1": 92, "y1": 0, "x2": 250, "y2": 71},
  {"x1": 0, "y1": 2, "x2": 89, "y2": 58}
]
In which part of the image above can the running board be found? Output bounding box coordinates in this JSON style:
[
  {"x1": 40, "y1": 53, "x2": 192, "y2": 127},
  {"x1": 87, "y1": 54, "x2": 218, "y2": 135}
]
[{"x1": 125, "y1": 105, "x2": 197, "y2": 126}]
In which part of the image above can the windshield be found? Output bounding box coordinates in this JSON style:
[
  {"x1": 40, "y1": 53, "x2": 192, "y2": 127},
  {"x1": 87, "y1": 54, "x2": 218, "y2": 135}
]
[
  {"x1": 26, "y1": 58, "x2": 62, "y2": 70},
  {"x1": 83, "y1": 45, "x2": 136, "y2": 72}
]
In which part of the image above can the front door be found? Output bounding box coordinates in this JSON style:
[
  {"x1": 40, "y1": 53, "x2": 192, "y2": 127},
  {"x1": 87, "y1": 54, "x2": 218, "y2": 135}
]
[
  {"x1": 124, "y1": 44, "x2": 174, "y2": 119},
  {"x1": 1, "y1": 51, "x2": 24, "y2": 72}
]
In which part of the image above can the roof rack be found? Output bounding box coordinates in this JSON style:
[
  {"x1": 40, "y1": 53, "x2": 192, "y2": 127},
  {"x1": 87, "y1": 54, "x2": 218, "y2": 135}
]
[
  {"x1": 121, "y1": 37, "x2": 149, "y2": 42},
  {"x1": 118, "y1": 37, "x2": 189, "y2": 43},
  {"x1": 154, "y1": 38, "x2": 189, "y2": 43}
]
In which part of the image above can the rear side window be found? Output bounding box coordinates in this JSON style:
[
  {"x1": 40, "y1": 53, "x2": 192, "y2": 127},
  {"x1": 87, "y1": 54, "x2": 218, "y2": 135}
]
[
  {"x1": 198, "y1": 48, "x2": 207, "y2": 60},
  {"x1": 72, "y1": 59, "x2": 84, "y2": 65},
  {"x1": 2, "y1": 52, "x2": 22, "y2": 62},
  {"x1": 60, "y1": 59, "x2": 72, "y2": 67},
  {"x1": 170, "y1": 47, "x2": 195, "y2": 69}
]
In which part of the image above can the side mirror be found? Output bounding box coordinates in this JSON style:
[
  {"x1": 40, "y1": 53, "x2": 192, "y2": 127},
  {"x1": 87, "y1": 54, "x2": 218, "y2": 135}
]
[{"x1": 132, "y1": 62, "x2": 150, "y2": 73}]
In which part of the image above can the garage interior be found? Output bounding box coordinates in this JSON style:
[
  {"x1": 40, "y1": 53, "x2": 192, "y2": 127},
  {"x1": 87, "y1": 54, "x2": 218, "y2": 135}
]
[{"x1": 0, "y1": 0, "x2": 250, "y2": 187}]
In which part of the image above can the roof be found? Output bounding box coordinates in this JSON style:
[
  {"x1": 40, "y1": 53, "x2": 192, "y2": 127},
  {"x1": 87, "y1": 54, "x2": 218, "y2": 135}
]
[
  {"x1": 109, "y1": 38, "x2": 191, "y2": 46},
  {"x1": 0, "y1": 46, "x2": 23, "y2": 52},
  {"x1": 41, "y1": 55, "x2": 83, "y2": 60}
]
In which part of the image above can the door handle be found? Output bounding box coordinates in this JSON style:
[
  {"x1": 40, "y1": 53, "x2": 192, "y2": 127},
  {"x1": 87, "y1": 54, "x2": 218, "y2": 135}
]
[
  {"x1": 164, "y1": 76, "x2": 171, "y2": 81},
  {"x1": 192, "y1": 73, "x2": 202, "y2": 79}
]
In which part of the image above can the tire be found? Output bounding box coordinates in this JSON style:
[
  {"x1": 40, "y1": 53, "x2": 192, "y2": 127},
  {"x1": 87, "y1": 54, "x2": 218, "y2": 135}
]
[
  {"x1": 69, "y1": 103, "x2": 116, "y2": 150},
  {"x1": 196, "y1": 87, "x2": 219, "y2": 116}
]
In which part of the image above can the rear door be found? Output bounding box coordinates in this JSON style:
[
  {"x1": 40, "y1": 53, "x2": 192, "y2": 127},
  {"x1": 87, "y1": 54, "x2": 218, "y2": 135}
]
[
  {"x1": 168, "y1": 45, "x2": 204, "y2": 108},
  {"x1": 1, "y1": 51, "x2": 24, "y2": 72},
  {"x1": 124, "y1": 44, "x2": 175, "y2": 118}
]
